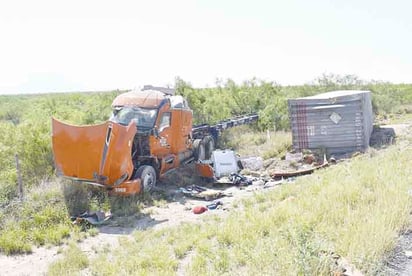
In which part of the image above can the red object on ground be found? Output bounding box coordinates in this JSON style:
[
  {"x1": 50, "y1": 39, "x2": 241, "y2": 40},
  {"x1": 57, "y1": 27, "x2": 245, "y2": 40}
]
[{"x1": 193, "y1": 206, "x2": 208, "y2": 214}]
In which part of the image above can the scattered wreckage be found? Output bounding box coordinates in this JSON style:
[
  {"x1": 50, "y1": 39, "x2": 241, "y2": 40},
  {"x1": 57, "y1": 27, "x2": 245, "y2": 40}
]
[{"x1": 56, "y1": 88, "x2": 364, "y2": 221}]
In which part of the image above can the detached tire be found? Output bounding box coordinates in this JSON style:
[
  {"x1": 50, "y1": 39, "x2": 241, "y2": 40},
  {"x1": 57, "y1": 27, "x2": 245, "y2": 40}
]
[{"x1": 136, "y1": 165, "x2": 157, "y2": 193}]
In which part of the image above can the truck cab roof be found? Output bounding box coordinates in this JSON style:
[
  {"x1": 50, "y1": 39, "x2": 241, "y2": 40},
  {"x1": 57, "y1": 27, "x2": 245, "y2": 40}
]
[
  {"x1": 112, "y1": 88, "x2": 190, "y2": 110},
  {"x1": 112, "y1": 89, "x2": 169, "y2": 108}
]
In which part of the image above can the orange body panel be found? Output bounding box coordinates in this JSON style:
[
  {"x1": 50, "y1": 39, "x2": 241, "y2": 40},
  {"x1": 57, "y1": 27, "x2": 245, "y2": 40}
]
[
  {"x1": 169, "y1": 109, "x2": 193, "y2": 153},
  {"x1": 52, "y1": 118, "x2": 136, "y2": 186},
  {"x1": 148, "y1": 103, "x2": 194, "y2": 177},
  {"x1": 195, "y1": 163, "x2": 214, "y2": 178},
  {"x1": 109, "y1": 178, "x2": 142, "y2": 195}
]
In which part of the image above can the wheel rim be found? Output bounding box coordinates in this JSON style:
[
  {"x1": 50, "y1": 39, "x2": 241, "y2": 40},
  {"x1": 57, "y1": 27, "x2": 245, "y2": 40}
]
[{"x1": 143, "y1": 171, "x2": 155, "y2": 191}]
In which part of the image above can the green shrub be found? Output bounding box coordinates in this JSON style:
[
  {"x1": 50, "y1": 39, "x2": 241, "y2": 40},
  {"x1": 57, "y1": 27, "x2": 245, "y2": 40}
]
[
  {"x1": 0, "y1": 181, "x2": 72, "y2": 255},
  {"x1": 0, "y1": 227, "x2": 32, "y2": 255}
]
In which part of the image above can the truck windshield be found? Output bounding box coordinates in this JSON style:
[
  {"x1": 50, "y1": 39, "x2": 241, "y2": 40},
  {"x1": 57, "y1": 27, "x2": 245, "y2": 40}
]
[{"x1": 111, "y1": 107, "x2": 157, "y2": 128}]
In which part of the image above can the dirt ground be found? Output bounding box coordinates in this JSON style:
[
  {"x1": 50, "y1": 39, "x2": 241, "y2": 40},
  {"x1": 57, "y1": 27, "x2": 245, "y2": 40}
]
[
  {"x1": 382, "y1": 227, "x2": 412, "y2": 276},
  {"x1": 1, "y1": 122, "x2": 411, "y2": 276}
]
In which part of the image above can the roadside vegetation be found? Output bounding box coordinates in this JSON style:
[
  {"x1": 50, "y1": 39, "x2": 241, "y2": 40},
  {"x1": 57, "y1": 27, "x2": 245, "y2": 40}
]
[
  {"x1": 1, "y1": 73, "x2": 412, "y2": 273},
  {"x1": 48, "y1": 140, "x2": 412, "y2": 275},
  {"x1": 220, "y1": 125, "x2": 292, "y2": 159},
  {"x1": 0, "y1": 91, "x2": 121, "y2": 255}
]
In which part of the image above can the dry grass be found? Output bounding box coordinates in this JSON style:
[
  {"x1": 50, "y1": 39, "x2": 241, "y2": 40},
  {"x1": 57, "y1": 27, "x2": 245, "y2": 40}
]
[
  {"x1": 220, "y1": 125, "x2": 292, "y2": 159},
  {"x1": 48, "y1": 242, "x2": 89, "y2": 276}
]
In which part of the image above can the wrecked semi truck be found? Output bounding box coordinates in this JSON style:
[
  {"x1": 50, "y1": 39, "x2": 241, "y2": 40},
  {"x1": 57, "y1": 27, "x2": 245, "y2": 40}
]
[{"x1": 52, "y1": 87, "x2": 258, "y2": 197}]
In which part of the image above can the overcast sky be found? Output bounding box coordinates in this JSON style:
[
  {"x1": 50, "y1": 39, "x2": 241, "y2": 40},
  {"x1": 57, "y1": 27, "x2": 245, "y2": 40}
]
[{"x1": 0, "y1": 0, "x2": 411, "y2": 94}]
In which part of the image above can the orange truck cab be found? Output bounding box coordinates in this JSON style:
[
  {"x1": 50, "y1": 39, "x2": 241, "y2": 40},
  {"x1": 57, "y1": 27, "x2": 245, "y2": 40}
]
[{"x1": 52, "y1": 87, "x2": 209, "y2": 196}]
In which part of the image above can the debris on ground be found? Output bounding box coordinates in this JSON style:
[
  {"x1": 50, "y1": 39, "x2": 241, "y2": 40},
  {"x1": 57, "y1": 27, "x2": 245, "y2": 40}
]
[
  {"x1": 303, "y1": 153, "x2": 316, "y2": 164},
  {"x1": 285, "y1": 152, "x2": 303, "y2": 162},
  {"x1": 269, "y1": 153, "x2": 330, "y2": 180},
  {"x1": 180, "y1": 185, "x2": 224, "y2": 200},
  {"x1": 240, "y1": 156, "x2": 264, "y2": 171},
  {"x1": 206, "y1": 200, "x2": 223, "y2": 210},
  {"x1": 214, "y1": 172, "x2": 254, "y2": 186},
  {"x1": 71, "y1": 211, "x2": 112, "y2": 226},
  {"x1": 253, "y1": 179, "x2": 266, "y2": 186},
  {"x1": 228, "y1": 173, "x2": 253, "y2": 186},
  {"x1": 192, "y1": 206, "x2": 208, "y2": 214},
  {"x1": 271, "y1": 161, "x2": 329, "y2": 179},
  {"x1": 263, "y1": 180, "x2": 284, "y2": 188}
]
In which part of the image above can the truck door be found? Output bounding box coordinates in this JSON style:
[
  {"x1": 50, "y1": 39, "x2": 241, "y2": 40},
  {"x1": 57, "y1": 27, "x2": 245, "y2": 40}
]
[{"x1": 153, "y1": 110, "x2": 173, "y2": 157}]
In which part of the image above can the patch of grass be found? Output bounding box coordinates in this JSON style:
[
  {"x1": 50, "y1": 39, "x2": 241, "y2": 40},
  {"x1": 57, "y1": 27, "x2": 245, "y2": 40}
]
[
  {"x1": 87, "y1": 227, "x2": 99, "y2": 237},
  {"x1": 0, "y1": 180, "x2": 72, "y2": 255},
  {"x1": 376, "y1": 112, "x2": 412, "y2": 125},
  {"x1": 0, "y1": 227, "x2": 32, "y2": 255},
  {"x1": 47, "y1": 242, "x2": 89, "y2": 276},
  {"x1": 220, "y1": 125, "x2": 292, "y2": 159},
  {"x1": 0, "y1": 179, "x2": 18, "y2": 206},
  {"x1": 109, "y1": 194, "x2": 141, "y2": 217}
]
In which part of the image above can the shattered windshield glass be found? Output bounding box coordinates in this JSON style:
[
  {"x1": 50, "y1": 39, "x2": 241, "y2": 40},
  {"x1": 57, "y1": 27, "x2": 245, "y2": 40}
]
[{"x1": 110, "y1": 107, "x2": 157, "y2": 128}]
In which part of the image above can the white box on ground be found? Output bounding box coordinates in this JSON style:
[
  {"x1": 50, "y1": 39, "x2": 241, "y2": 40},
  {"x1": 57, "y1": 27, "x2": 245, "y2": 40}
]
[{"x1": 211, "y1": 149, "x2": 239, "y2": 178}]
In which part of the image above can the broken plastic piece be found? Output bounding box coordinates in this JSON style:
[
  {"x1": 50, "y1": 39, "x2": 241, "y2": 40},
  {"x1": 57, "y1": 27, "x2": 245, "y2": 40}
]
[{"x1": 207, "y1": 200, "x2": 223, "y2": 210}]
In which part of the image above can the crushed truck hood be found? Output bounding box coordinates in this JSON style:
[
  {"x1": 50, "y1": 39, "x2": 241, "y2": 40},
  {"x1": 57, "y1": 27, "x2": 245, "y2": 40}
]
[{"x1": 52, "y1": 118, "x2": 136, "y2": 185}]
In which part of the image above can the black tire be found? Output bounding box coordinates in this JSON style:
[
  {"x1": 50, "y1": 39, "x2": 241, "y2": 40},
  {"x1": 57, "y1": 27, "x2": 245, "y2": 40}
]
[
  {"x1": 136, "y1": 165, "x2": 157, "y2": 193},
  {"x1": 202, "y1": 136, "x2": 215, "y2": 160}
]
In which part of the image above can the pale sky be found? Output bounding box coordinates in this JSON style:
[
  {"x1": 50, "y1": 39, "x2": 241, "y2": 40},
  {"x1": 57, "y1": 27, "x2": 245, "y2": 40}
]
[{"x1": 0, "y1": 0, "x2": 411, "y2": 94}]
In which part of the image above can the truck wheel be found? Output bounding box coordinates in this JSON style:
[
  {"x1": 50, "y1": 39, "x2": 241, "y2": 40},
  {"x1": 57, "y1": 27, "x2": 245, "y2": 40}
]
[
  {"x1": 193, "y1": 139, "x2": 205, "y2": 161},
  {"x1": 202, "y1": 136, "x2": 215, "y2": 160},
  {"x1": 136, "y1": 165, "x2": 157, "y2": 193}
]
